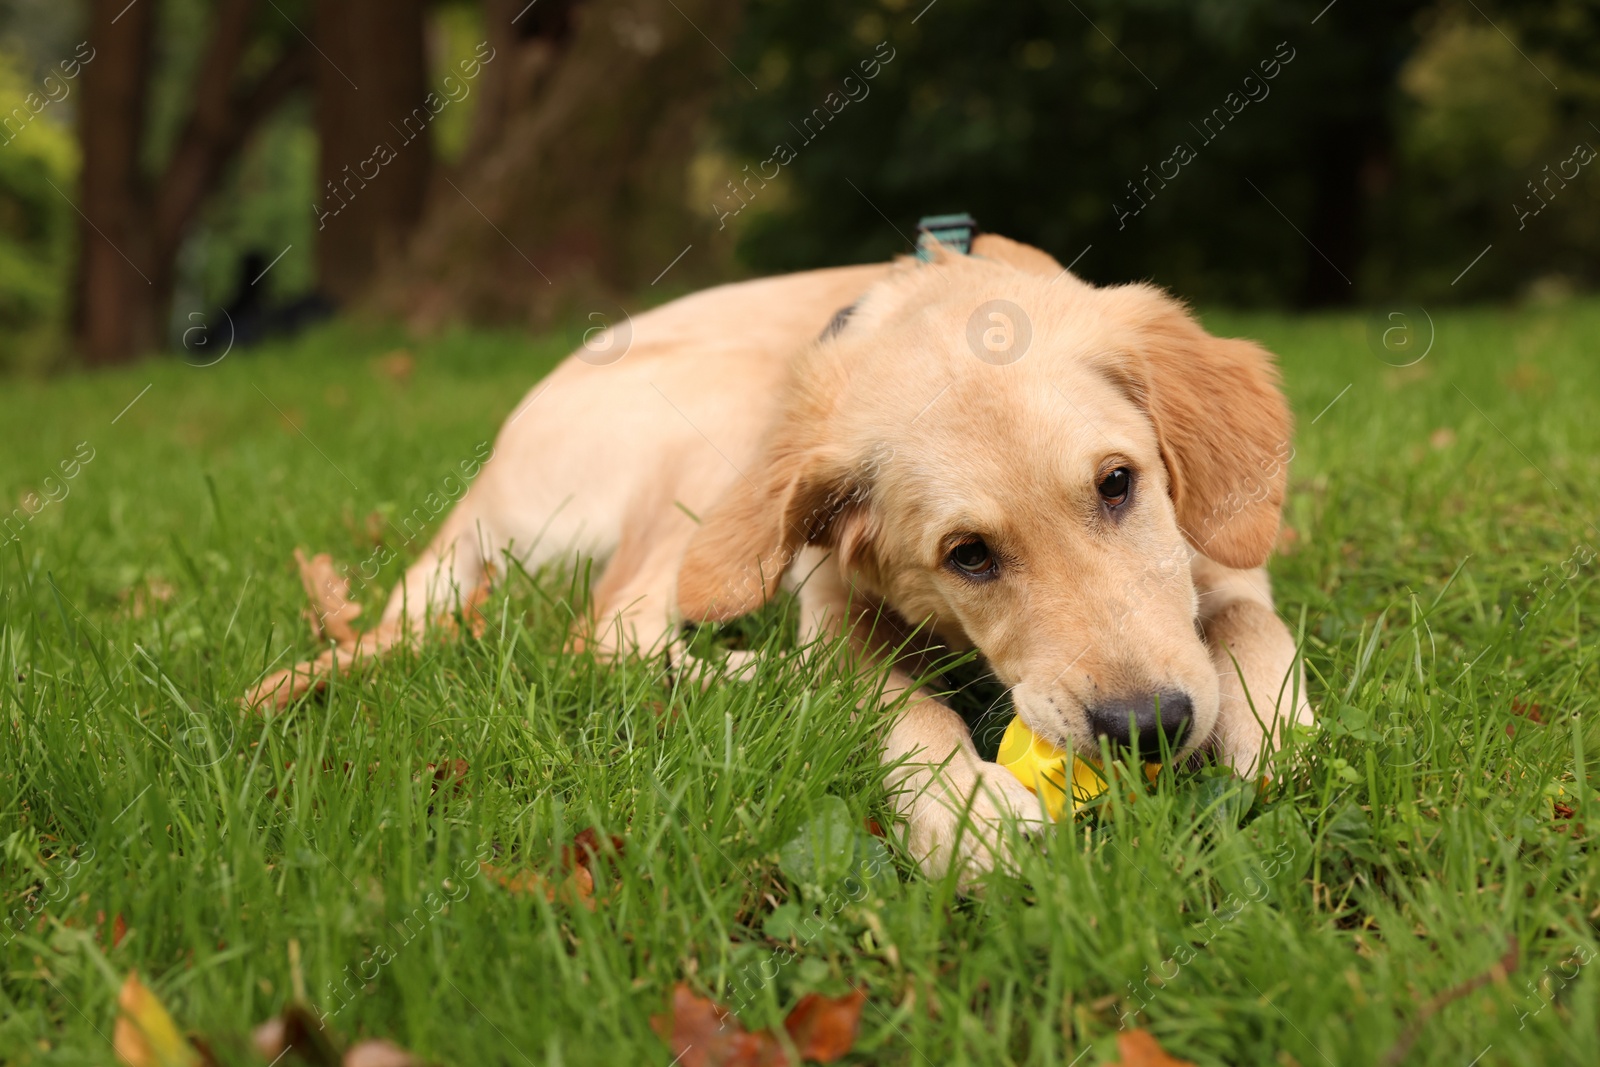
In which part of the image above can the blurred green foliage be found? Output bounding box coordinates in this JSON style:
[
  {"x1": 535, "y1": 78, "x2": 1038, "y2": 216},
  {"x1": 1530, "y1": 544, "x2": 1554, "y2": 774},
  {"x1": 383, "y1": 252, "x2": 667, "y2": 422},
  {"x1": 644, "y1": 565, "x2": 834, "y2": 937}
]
[
  {"x1": 4, "y1": 0, "x2": 1600, "y2": 372},
  {"x1": 716, "y1": 0, "x2": 1600, "y2": 305},
  {"x1": 430, "y1": 1, "x2": 489, "y2": 165},
  {"x1": 0, "y1": 0, "x2": 490, "y2": 371},
  {"x1": 177, "y1": 106, "x2": 319, "y2": 318},
  {"x1": 161, "y1": 0, "x2": 316, "y2": 325},
  {"x1": 0, "y1": 46, "x2": 77, "y2": 372},
  {"x1": 1373, "y1": 8, "x2": 1600, "y2": 299},
  {"x1": 173, "y1": 0, "x2": 485, "y2": 323}
]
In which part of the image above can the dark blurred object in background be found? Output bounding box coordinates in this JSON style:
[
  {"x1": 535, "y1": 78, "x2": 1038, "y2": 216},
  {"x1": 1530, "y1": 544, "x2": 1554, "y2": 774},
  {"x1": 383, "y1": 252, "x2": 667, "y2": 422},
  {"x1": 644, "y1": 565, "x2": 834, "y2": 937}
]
[
  {"x1": 219, "y1": 249, "x2": 335, "y2": 349},
  {"x1": 0, "y1": 0, "x2": 1596, "y2": 371}
]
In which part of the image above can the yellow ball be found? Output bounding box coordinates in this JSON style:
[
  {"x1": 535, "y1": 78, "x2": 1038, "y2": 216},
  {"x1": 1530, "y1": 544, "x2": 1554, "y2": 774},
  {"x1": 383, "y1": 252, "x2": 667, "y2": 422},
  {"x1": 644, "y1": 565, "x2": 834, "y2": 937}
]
[{"x1": 996, "y1": 717, "x2": 1159, "y2": 820}]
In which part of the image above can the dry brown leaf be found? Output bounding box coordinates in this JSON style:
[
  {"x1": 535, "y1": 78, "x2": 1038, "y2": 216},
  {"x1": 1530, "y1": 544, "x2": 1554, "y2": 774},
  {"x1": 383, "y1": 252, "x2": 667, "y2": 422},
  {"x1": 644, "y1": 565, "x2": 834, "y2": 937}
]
[
  {"x1": 563, "y1": 828, "x2": 625, "y2": 871},
  {"x1": 113, "y1": 973, "x2": 208, "y2": 1067},
  {"x1": 243, "y1": 618, "x2": 405, "y2": 710},
  {"x1": 1505, "y1": 362, "x2": 1550, "y2": 393},
  {"x1": 243, "y1": 554, "x2": 490, "y2": 711},
  {"x1": 119, "y1": 578, "x2": 176, "y2": 619},
  {"x1": 570, "y1": 863, "x2": 596, "y2": 901},
  {"x1": 252, "y1": 1003, "x2": 342, "y2": 1066},
  {"x1": 424, "y1": 759, "x2": 470, "y2": 797},
  {"x1": 651, "y1": 983, "x2": 789, "y2": 1067},
  {"x1": 481, "y1": 861, "x2": 594, "y2": 908},
  {"x1": 783, "y1": 988, "x2": 866, "y2": 1063},
  {"x1": 296, "y1": 549, "x2": 363, "y2": 647},
  {"x1": 251, "y1": 1017, "x2": 287, "y2": 1059},
  {"x1": 98, "y1": 909, "x2": 129, "y2": 949},
  {"x1": 344, "y1": 1038, "x2": 425, "y2": 1067},
  {"x1": 1511, "y1": 698, "x2": 1544, "y2": 723},
  {"x1": 1108, "y1": 1030, "x2": 1196, "y2": 1067},
  {"x1": 481, "y1": 862, "x2": 551, "y2": 896},
  {"x1": 373, "y1": 350, "x2": 416, "y2": 386},
  {"x1": 481, "y1": 827, "x2": 621, "y2": 910},
  {"x1": 1508, "y1": 698, "x2": 1545, "y2": 738},
  {"x1": 253, "y1": 1002, "x2": 428, "y2": 1066},
  {"x1": 646, "y1": 700, "x2": 681, "y2": 724},
  {"x1": 651, "y1": 983, "x2": 869, "y2": 1067}
]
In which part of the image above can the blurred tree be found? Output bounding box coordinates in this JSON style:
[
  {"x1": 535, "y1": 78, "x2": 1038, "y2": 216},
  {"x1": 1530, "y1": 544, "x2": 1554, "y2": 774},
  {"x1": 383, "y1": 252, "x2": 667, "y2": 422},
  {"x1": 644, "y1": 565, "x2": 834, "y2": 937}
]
[
  {"x1": 0, "y1": 48, "x2": 77, "y2": 372},
  {"x1": 1375, "y1": 0, "x2": 1600, "y2": 300},
  {"x1": 312, "y1": 0, "x2": 431, "y2": 303},
  {"x1": 370, "y1": 0, "x2": 742, "y2": 329},
  {"x1": 31, "y1": 0, "x2": 1600, "y2": 370},
  {"x1": 714, "y1": 0, "x2": 1434, "y2": 308},
  {"x1": 74, "y1": 0, "x2": 308, "y2": 364}
]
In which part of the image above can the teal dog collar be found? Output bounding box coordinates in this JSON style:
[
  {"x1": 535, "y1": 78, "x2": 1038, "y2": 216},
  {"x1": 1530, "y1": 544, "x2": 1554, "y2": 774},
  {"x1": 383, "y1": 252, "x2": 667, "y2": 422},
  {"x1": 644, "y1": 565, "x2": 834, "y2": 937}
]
[{"x1": 915, "y1": 213, "x2": 977, "y2": 259}]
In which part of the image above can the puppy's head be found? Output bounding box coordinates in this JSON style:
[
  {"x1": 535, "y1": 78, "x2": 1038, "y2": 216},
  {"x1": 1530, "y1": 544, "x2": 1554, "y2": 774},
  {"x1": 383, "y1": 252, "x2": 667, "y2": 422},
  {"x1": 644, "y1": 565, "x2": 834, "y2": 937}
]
[{"x1": 677, "y1": 236, "x2": 1291, "y2": 760}]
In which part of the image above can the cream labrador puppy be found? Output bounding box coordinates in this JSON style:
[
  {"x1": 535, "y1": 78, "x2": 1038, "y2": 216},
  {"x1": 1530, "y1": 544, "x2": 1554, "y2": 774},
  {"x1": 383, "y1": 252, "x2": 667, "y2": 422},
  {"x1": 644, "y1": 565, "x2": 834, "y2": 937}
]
[{"x1": 250, "y1": 234, "x2": 1312, "y2": 878}]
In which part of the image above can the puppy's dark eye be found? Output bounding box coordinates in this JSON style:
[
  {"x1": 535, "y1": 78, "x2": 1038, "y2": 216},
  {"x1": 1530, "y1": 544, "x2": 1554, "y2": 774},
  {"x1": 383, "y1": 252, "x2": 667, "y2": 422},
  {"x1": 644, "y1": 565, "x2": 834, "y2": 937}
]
[
  {"x1": 1098, "y1": 467, "x2": 1131, "y2": 508},
  {"x1": 948, "y1": 538, "x2": 996, "y2": 577}
]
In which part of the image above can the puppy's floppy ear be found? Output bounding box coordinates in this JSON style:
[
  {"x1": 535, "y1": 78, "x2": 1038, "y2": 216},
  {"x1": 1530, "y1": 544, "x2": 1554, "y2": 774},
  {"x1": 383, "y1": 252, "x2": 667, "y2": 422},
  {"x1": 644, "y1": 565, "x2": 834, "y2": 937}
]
[
  {"x1": 676, "y1": 434, "x2": 876, "y2": 623},
  {"x1": 1119, "y1": 295, "x2": 1293, "y2": 570}
]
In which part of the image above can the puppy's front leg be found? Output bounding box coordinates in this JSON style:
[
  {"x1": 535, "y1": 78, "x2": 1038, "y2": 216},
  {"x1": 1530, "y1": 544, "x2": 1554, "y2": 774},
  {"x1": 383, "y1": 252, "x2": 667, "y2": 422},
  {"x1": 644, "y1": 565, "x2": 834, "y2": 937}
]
[
  {"x1": 790, "y1": 548, "x2": 1046, "y2": 880},
  {"x1": 881, "y1": 681, "x2": 1050, "y2": 881},
  {"x1": 1192, "y1": 556, "x2": 1314, "y2": 775}
]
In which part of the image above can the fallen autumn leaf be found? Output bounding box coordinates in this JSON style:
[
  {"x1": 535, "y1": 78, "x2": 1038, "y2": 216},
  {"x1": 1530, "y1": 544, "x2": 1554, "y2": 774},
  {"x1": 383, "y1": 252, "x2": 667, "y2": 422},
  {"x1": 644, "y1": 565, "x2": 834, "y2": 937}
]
[
  {"x1": 783, "y1": 988, "x2": 866, "y2": 1063},
  {"x1": 651, "y1": 983, "x2": 788, "y2": 1067},
  {"x1": 1109, "y1": 1029, "x2": 1197, "y2": 1067},
  {"x1": 113, "y1": 973, "x2": 207, "y2": 1067},
  {"x1": 652, "y1": 982, "x2": 870, "y2": 1066}
]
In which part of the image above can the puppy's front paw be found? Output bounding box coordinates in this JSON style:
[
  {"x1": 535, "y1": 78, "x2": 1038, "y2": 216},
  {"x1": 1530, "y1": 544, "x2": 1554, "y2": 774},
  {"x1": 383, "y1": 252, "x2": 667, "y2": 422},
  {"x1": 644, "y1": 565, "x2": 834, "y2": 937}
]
[{"x1": 896, "y1": 759, "x2": 1049, "y2": 884}]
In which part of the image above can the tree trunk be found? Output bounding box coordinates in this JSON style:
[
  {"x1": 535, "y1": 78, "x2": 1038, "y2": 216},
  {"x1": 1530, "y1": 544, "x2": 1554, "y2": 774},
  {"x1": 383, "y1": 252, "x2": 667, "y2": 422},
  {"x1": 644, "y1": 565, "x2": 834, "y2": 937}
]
[
  {"x1": 371, "y1": 0, "x2": 742, "y2": 330},
  {"x1": 73, "y1": 0, "x2": 309, "y2": 365},
  {"x1": 313, "y1": 0, "x2": 433, "y2": 305},
  {"x1": 75, "y1": 0, "x2": 158, "y2": 366},
  {"x1": 155, "y1": 4, "x2": 309, "y2": 277}
]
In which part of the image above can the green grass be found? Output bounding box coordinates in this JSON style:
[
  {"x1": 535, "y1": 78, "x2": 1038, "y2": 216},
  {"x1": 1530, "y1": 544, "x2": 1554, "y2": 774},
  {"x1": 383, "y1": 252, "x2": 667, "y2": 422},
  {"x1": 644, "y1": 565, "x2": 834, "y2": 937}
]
[{"x1": 3, "y1": 300, "x2": 1599, "y2": 1066}]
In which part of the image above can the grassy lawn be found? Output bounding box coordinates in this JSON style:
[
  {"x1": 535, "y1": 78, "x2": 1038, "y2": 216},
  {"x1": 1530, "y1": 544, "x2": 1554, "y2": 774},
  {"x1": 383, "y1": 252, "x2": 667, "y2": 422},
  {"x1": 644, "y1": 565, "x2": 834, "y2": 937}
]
[{"x1": 3, "y1": 299, "x2": 1598, "y2": 1066}]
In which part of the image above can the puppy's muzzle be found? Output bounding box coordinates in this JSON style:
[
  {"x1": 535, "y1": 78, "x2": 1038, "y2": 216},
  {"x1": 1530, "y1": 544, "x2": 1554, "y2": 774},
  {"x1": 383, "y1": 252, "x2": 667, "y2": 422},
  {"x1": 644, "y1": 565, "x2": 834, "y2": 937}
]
[{"x1": 1087, "y1": 690, "x2": 1194, "y2": 760}]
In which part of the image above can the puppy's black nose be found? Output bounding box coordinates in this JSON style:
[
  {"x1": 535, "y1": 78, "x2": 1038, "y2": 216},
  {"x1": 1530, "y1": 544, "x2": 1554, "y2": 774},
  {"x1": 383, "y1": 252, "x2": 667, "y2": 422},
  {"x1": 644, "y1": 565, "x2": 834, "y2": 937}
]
[{"x1": 1086, "y1": 690, "x2": 1193, "y2": 760}]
